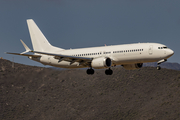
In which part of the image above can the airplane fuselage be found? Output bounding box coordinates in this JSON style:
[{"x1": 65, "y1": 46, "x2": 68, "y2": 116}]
[{"x1": 31, "y1": 43, "x2": 173, "y2": 69}]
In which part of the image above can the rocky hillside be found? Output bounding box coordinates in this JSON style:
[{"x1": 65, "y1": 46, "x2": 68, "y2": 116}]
[{"x1": 1, "y1": 59, "x2": 180, "y2": 120}]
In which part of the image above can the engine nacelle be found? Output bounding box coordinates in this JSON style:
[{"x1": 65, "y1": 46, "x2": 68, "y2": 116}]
[
  {"x1": 91, "y1": 57, "x2": 111, "y2": 69},
  {"x1": 122, "y1": 63, "x2": 143, "y2": 70}
]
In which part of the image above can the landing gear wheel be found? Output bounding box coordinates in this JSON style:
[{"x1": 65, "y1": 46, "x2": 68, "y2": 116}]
[
  {"x1": 86, "y1": 69, "x2": 94, "y2": 75},
  {"x1": 105, "y1": 68, "x2": 113, "y2": 75},
  {"x1": 157, "y1": 66, "x2": 161, "y2": 70}
]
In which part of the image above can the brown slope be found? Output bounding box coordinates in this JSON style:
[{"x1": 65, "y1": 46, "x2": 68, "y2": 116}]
[{"x1": 1, "y1": 59, "x2": 180, "y2": 120}]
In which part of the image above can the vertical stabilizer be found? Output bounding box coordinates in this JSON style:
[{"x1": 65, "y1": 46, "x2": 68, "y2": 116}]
[{"x1": 27, "y1": 19, "x2": 64, "y2": 52}]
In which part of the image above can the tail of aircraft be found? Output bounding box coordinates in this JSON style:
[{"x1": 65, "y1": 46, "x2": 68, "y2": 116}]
[{"x1": 27, "y1": 19, "x2": 64, "y2": 52}]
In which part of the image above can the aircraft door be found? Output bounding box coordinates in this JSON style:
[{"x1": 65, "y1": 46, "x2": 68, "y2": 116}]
[
  {"x1": 100, "y1": 51, "x2": 105, "y2": 57},
  {"x1": 149, "y1": 45, "x2": 153, "y2": 55},
  {"x1": 164, "y1": 49, "x2": 166, "y2": 55}
]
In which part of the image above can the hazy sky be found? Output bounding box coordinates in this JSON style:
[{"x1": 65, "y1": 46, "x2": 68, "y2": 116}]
[{"x1": 0, "y1": 0, "x2": 180, "y2": 67}]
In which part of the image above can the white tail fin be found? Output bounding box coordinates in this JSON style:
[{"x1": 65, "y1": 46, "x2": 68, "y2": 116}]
[{"x1": 27, "y1": 19, "x2": 64, "y2": 52}]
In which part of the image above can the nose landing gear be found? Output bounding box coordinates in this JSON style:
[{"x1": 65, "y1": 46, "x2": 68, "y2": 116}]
[
  {"x1": 156, "y1": 59, "x2": 167, "y2": 70},
  {"x1": 156, "y1": 65, "x2": 161, "y2": 70}
]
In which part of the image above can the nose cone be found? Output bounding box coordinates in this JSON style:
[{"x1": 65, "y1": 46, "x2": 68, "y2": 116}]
[
  {"x1": 167, "y1": 49, "x2": 174, "y2": 58},
  {"x1": 170, "y1": 49, "x2": 174, "y2": 56}
]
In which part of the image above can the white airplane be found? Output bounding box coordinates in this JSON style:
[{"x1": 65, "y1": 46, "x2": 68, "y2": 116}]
[{"x1": 7, "y1": 19, "x2": 174, "y2": 75}]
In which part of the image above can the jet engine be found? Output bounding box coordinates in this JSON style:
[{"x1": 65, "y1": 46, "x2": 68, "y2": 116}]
[
  {"x1": 91, "y1": 57, "x2": 111, "y2": 69},
  {"x1": 122, "y1": 63, "x2": 143, "y2": 70}
]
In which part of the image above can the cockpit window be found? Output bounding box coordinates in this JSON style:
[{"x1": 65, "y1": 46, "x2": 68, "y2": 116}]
[{"x1": 158, "y1": 46, "x2": 168, "y2": 49}]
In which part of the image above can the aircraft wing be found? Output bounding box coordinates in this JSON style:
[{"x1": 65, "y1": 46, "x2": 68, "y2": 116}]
[
  {"x1": 6, "y1": 52, "x2": 41, "y2": 57},
  {"x1": 31, "y1": 51, "x2": 92, "y2": 65}
]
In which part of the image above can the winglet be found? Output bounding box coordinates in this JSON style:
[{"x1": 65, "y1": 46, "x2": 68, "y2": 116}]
[{"x1": 20, "y1": 39, "x2": 32, "y2": 54}]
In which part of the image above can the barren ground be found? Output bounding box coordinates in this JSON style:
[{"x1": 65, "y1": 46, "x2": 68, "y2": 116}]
[{"x1": 1, "y1": 59, "x2": 180, "y2": 120}]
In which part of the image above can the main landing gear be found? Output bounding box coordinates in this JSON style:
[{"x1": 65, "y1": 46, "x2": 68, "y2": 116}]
[
  {"x1": 105, "y1": 68, "x2": 113, "y2": 75},
  {"x1": 86, "y1": 68, "x2": 94, "y2": 75},
  {"x1": 86, "y1": 68, "x2": 113, "y2": 75}
]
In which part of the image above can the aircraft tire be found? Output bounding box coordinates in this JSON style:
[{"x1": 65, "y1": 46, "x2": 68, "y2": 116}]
[
  {"x1": 157, "y1": 66, "x2": 161, "y2": 70},
  {"x1": 105, "y1": 68, "x2": 113, "y2": 75},
  {"x1": 86, "y1": 69, "x2": 94, "y2": 75}
]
